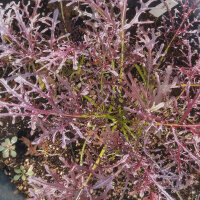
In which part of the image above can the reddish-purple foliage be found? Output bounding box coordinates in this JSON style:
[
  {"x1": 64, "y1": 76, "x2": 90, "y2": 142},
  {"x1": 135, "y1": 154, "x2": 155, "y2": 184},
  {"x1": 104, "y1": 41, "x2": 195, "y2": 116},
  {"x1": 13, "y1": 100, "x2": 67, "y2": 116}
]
[
  {"x1": 0, "y1": 0, "x2": 84, "y2": 74},
  {"x1": 0, "y1": 0, "x2": 200, "y2": 199}
]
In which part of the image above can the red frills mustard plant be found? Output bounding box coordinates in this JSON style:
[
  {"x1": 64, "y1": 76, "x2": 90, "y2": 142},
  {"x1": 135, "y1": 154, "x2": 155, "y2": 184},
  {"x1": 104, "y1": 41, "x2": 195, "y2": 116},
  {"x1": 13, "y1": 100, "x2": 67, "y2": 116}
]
[{"x1": 0, "y1": 0, "x2": 200, "y2": 199}]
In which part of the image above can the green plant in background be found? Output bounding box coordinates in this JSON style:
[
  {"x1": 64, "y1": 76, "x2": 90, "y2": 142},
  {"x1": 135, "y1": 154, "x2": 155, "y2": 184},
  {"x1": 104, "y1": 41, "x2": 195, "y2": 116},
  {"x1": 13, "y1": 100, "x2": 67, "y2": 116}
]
[
  {"x1": 13, "y1": 165, "x2": 34, "y2": 181},
  {"x1": 0, "y1": 136, "x2": 17, "y2": 158}
]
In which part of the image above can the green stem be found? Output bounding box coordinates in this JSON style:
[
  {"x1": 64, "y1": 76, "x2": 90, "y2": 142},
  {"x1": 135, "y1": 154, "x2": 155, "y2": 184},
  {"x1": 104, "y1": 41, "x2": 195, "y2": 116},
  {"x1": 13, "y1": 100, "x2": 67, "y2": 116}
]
[
  {"x1": 76, "y1": 145, "x2": 107, "y2": 200},
  {"x1": 119, "y1": 4, "x2": 126, "y2": 84},
  {"x1": 80, "y1": 140, "x2": 87, "y2": 166}
]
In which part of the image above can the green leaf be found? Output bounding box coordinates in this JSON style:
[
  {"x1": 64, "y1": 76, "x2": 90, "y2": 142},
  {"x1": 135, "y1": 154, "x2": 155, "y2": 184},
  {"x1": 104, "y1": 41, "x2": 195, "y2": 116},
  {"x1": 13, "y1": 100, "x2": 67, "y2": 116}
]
[
  {"x1": 134, "y1": 64, "x2": 147, "y2": 85},
  {"x1": 10, "y1": 146, "x2": 15, "y2": 151},
  {"x1": 2, "y1": 150, "x2": 9, "y2": 158},
  {"x1": 3, "y1": 35, "x2": 12, "y2": 43},
  {"x1": 13, "y1": 175, "x2": 21, "y2": 181},
  {"x1": 38, "y1": 76, "x2": 46, "y2": 90},
  {"x1": 26, "y1": 170, "x2": 34, "y2": 176},
  {"x1": 11, "y1": 150, "x2": 17, "y2": 157},
  {"x1": 0, "y1": 145, "x2": 4, "y2": 151},
  {"x1": 20, "y1": 166, "x2": 25, "y2": 171},
  {"x1": 11, "y1": 136, "x2": 17, "y2": 144},
  {"x1": 14, "y1": 168, "x2": 21, "y2": 174},
  {"x1": 5, "y1": 138, "x2": 11, "y2": 146},
  {"x1": 22, "y1": 174, "x2": 26, "y2": 181},
  {"x1": 78, "y1": 55, "x2": 84, "y2": 66},
  {"x1": 1, "y1": 142, "x2": 7, "y2": 147}
]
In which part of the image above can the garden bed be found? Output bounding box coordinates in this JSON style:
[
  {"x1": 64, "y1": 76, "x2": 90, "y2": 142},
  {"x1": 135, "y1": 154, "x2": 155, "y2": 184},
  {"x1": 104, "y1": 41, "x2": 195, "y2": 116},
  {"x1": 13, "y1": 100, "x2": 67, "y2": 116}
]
[{"x1": 0, "y1": 0, "x2": 200, "y2": 200}]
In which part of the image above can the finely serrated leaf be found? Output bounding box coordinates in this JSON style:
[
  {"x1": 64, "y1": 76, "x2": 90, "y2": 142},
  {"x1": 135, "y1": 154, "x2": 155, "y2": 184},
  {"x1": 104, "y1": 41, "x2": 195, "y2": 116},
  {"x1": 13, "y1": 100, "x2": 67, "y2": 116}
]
[{"x1": 93, "y1": 175, "x2": 114, "y2": 189}]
